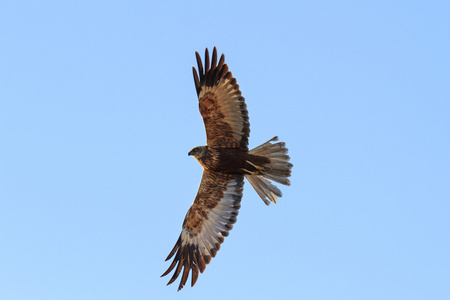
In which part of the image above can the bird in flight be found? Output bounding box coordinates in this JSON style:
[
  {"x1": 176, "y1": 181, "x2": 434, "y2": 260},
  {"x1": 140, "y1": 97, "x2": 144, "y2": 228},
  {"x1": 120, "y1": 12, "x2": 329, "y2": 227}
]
[{"x1": 161, "y1": 47, "x2": 293, "y2": 291}]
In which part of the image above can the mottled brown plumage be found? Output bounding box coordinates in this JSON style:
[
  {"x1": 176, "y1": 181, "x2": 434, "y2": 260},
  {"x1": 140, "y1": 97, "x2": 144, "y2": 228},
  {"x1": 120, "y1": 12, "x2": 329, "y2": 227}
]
[
  {"x1": 162, "y1": 47, "x2": 293, "y2": 291},
  {"x1": 161, "y1": 171, "x2": 243, "y2": 290},
  {"x1": 193, "y1": 48, "x2": 250, "y2": 150}
]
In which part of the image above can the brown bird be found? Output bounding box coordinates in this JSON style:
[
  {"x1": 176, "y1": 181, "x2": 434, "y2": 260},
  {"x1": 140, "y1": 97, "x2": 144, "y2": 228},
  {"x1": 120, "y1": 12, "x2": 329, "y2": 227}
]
[{"x1": 161, "y1": 47, "x2": 293, "y2": 291}]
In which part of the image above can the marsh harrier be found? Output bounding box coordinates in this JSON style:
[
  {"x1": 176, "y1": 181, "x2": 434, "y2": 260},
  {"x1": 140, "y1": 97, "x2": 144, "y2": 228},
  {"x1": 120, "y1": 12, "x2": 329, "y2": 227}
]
[{"x1": 161, "y1": 47, "x2": 293, "y2": 291}]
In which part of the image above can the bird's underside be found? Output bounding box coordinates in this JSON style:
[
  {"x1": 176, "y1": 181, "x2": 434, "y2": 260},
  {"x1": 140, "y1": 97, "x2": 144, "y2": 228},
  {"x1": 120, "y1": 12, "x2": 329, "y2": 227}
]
[
  {"x1": 161, "y1": 47, "x2": 293, "y2": 291},
  {"x1": 189, "y1": 146, "x2": 271, "y2": 174}
]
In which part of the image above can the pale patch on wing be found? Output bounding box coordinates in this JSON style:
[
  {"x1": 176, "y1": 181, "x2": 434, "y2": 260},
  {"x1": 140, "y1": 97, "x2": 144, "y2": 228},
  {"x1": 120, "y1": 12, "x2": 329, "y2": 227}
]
[{"x1": 161, "y1": 171, "x2": 244, "y2": 291}]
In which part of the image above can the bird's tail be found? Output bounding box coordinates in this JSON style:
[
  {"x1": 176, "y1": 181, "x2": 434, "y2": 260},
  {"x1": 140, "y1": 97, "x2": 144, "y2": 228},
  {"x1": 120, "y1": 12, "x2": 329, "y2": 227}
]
[{"x1": 244, "y1": 136, "x2": 293, "y2": 205}]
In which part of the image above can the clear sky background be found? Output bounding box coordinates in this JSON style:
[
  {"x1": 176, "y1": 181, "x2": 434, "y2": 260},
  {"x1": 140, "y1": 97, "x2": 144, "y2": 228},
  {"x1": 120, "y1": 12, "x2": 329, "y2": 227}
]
[{"x1": 1, "y1": 1, "x2": 449, "y2": 299}]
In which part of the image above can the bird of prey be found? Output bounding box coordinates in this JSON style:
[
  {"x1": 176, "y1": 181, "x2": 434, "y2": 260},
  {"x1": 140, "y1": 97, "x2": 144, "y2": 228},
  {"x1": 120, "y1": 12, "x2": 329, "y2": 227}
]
[{"x1": 161, "y1": 47, "x2": 293, "y2": 291}]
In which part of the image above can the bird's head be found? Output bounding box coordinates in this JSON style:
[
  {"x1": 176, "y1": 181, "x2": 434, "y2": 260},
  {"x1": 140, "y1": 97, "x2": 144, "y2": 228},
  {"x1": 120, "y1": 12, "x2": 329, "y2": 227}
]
[{"x1": 188, "y1": 146, "x2": 207, "y2": 160}]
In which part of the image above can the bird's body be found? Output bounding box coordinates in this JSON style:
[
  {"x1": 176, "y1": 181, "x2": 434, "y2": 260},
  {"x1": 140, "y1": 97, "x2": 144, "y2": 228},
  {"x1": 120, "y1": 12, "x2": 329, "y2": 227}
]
[
  {"x1": 162, "y1": 47, "x2": 293, "y2": 291},
  {"x1": 189, "y1": 146, "x2": 270, "y2": 174}
]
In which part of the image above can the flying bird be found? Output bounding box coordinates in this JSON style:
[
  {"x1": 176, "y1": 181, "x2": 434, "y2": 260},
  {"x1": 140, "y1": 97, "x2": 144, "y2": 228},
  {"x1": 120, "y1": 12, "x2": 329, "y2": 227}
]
[{"x1": 161, "y1": 47, "x2": 293, "y2": 291}]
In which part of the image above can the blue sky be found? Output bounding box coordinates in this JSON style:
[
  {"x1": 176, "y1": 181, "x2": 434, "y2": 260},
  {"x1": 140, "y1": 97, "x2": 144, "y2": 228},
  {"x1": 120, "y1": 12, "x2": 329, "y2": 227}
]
[{"x1": 1, "y1": 1, "x2": 449, "y2": 299}]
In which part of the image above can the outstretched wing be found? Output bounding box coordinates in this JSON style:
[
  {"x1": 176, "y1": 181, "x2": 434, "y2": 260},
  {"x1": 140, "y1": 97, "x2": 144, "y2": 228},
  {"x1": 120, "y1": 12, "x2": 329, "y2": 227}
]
[
  {"x1": 193, "y1": 47, "x2": 250, "y2": 150},
  {"x1": 161, "y1": 170, "x2": 244, "y2": 291}
]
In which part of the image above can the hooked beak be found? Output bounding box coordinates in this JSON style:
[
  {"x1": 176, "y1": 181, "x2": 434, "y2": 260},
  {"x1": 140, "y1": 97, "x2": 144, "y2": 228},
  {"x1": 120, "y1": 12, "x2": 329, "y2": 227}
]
[{"x1": 188, "y1": 150, "x2": 193, "y2": 156}]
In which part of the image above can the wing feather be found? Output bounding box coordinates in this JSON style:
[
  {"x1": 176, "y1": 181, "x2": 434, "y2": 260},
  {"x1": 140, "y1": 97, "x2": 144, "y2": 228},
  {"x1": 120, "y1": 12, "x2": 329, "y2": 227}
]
[
  {"x1": 161, "y1": 170, "x2": 244, "y2": 291},
  {"x1": 193, "y1": 47, "x2": 250, "y2": 150}
]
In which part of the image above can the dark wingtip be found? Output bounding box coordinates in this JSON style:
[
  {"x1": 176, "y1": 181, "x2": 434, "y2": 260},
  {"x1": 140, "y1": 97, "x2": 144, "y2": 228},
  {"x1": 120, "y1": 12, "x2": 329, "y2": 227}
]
[
  {"x1": 195, "y1": 51, "x2": 203, "y2": 76},
  {"x1": 211, "y1": 47, "x2": 217, "y2": 71},
  {"x1": 191, "y1": 264, "x2": 199, "y2": 287},
  {"x1": 193, "y1": 67, "x2": 200, "y2": 95},
  {"x1": 177, "y1": 265, "x2": 190, "y2": 292},
  {"x1": 205, "y1": 48, "x2": 210, "y2": 73}
]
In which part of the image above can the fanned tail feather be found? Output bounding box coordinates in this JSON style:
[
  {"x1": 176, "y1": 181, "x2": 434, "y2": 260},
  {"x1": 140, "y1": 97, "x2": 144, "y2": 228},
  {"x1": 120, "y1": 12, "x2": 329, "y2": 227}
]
[{"x1": 245, "y1": 136, "x2": 292, "y2": 205}]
